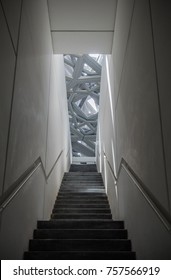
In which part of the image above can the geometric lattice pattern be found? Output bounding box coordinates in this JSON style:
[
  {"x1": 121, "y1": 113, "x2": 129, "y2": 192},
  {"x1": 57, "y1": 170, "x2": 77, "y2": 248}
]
[{"x1": 64, "y1": 54, "x2": 103, "y2": 157}]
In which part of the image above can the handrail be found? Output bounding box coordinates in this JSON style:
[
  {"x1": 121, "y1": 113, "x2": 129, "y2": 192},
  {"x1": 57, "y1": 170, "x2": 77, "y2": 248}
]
[
  {"x1": 103, "y1": 152, "x2": 117, "y2": 182},
  {"x1": 46, "y1": 150, "x2": 63, "y2": 180},
  {"x1": 103, "y1": 152, "x2": 171, "y2": 232},
  {"x1": 0, "y1": 150, "x2": 63, "y2": 213},
  {"x1": 66, "y1": 148, "x2": 70, "y2": 158}
]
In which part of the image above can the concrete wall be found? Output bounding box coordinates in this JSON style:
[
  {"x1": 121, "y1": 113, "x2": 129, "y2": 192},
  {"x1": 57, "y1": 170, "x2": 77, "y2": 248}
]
[
  {"x1": 97, "y1": 0, "x2": 171, "y2": 259},
  {"x1": 0, "y1": 0, "x2": 70, "y2": 259},
  {"x1": 97, "y1": 57, "x2": 119, "y2": 220}
]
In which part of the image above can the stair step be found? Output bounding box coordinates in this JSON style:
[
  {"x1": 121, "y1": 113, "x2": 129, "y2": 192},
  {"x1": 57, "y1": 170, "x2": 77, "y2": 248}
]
[
  {"x1": 29, "y1": 239, "x2": 131, "y2": 251},
  {"x1": 24, "y1": 250, "x2": 136, "y2": 260},
  {"x1": 57, "y1": 198, "x2": 107, "y2": 201},
  {"x1": 61, "y1": 186, "x2": 104, "y2": 189},
  {"x1": 52, "y1": 208, "x2": 111, "y2": 214},
  {"x1": 55, "y1": 200, "x2": 109, "y2": 205},
  {"x1": 64, "y1": 172, "x2": 101, "y2": 176},
  {"x1": 63, "y1": 177, "x2": 102, "y2": 181},
  {"x1": 59, "y1": 191, "x2": 105, "y2": 194},
  {"x1": 63, "y1": 178, "x2": 103, "y2": 181},
  {"x1": 69, "y1": 165, "x2": 97, "y2": 172},
  {"x1": 57, "y1": 193, "x2": 107, "y2": 198},
  {"x1": 59, "y1": 190, "x2": 105, "y2": 194},
  {"x1": 63, "y1": 182, "x2": 103, "y2": 184},
  {"x1": 62, "y1": 180, "x2": 103, "y2": 183},
  {"x1": 61, "y1": 182, "x2": 104, "y2": 185},
  {"x1": 51, "y1": 214, "x2": 112, "y2": 219},
  {"x1": 34, "y1": 229, "x2": 128, "y2": 239},
  {"x1": 37, "y1": 220, "x2": 124, "y2": 229},
  {"x1": 56, "y1": 197, "x2": 108, "y2": 201},
  {"x1": 54, "y1": 204, "x2": 110, "y2": 209}
]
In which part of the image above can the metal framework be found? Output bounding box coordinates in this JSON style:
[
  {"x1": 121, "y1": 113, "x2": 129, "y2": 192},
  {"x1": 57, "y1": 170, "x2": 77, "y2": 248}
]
[{"x1": 64, "y1": 54, "x2": 103, "y2": 157}]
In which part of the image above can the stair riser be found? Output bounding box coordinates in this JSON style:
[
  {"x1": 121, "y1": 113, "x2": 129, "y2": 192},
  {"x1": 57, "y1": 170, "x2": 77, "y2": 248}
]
[
  {"x1": 55, "y1": 200, "x2": 109, "y2": 204},
  {"x1": 63, "y1": 178, "x2": 102, "y2": 181},
  {"x1": 61, "y1": 186, "x2": 104, "y2": 189},
  {"x1": 53, "y1": 204, "x2": 110, "y2": 209},
  {"x1": 60, "y1": 185, "x2": 104, "y2": 188},
  {"x1": 56, "y1": 198, "x2": 107, "y2": 201},
  {"x1": 57, "y1": 194, "x2": 107, "y2": 198},
  {"x1": 69, "y1": 165, "x2": 97, "y2": 172},
  {"x1": 56, "y1": 196, "x2": 107, "y2": 200},
  {"x1": 29, "y1": 240, "x2": 131, "y2": 251},
  {"x1": 54, "y1": 204, "x2": 109, "y2": 209},
  {"x1": 24, "y1": 251, "x2": 136, "y2": 260},
  {"x1": 62, "y1": 183, "x2": 103, "y2": 185},
  {"x1": 64, "y1": 172, "x2": 101, "y2": 176},
  {"x1": 60, "y1": 188, "x2": 105, "y2": 194},
  {"x1": 34, "y1": 229, "x2": 128, "y2": 239},
  {"x1": 56, "y1": 199, "x2": 107, "y2": 202},
  {"x1": 52, "y1": 209, "x2": 111, "y2": 214},
  {"x1": 56, "y1": 196, "x2": 108, "y2": 200},
  {"x1": 62, "y1": 182, "x2": 104, "y2": 186},
  {"x1": 37, "y1": 221, "x2": 124, "y2": 229},
  {"x1": 51, "y1": 214, "x2": 112, "y2": 219},
  {"x1": 63, "y1": 177, "x2": 103, "y2": 180}
]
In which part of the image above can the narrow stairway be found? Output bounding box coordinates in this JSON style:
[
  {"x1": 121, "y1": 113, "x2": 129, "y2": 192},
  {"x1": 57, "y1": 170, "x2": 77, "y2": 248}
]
[{"x1": 24, "y1": 164, "x2": 136, "y2": 259}]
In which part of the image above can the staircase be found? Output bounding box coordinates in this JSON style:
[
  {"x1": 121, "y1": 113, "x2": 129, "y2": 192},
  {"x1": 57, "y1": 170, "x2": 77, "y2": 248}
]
[{"x1": 24, "y1": 164, "x2": 136, "y2": 259}]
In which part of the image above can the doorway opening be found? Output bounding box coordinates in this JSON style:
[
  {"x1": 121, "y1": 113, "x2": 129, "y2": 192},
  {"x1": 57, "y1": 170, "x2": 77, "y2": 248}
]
[{"x1": 64, "y1": 54, "x2": 103, "y2": 164}]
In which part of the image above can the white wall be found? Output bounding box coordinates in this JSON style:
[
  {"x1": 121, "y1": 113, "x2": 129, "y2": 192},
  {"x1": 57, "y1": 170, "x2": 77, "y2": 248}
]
[
  {"x1": 97, "y1": 56, "x2": 119, "y2": 219},
  {"x1": 150, "y1": 0, "x2": 171, "y2": 205},
  {"x1": 0, "y1": 0, "x2": 70, "y2": 259},
  {"x1": 118, "y1": 168, "x2": 171, "y2": 259},
  {"x1": 0, "y1": 3, "x2": 16, "y2": 196},
  {"x1": 97, "y1": 0, "x2": 171, "y2": 259}
]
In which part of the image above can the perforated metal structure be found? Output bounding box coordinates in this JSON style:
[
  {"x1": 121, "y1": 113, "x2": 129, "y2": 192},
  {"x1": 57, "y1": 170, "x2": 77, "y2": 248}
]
[{"x1": 64, "y1": 54, "x2": 103, "y2": 157}]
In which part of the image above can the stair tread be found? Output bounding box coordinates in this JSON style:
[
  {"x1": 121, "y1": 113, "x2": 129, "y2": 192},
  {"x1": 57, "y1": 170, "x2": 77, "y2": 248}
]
[
  {"x1": 65, "y1": 172, "x2": 101, "y2": 175},
  {"x1": 52, "y1": 213, "x2": 111, "y2": 214},
  {"x1": 34, "y1": 229, "x2": 127, "y2": 233},
  {"x1": 54, "y1": 205, "x2": 110, "y2": 209},
  {"x1": 56, "y1": 198, "x2": 108, "y2": 201},
  {"x1": 39, "y1": 219, "x2": 123, "y2": 222},
  {"x1": 56, "y1": 197, "x2": 108, "y2": 199},
  {"x1": 34, "y1": 229, "x2": 128, "y2": 239},
  {"x1": 52, "y1": 210, "x2": 111, "y2": 214},
  {"x1": 29, "y1": 239, "x2": 131, "y2": 251},
  {"x1": 60, "y1": 190, "x2": 105, "y2": 192},
  {"x1": 51, "y1": 215, "x2": 112, "y2": 219},
  {"x1": 51, "y1": 214, "x2": 111, "y2": 215},
  {"x1": 37, "y1": 220, "x2": 124, "y2": 229},
  {"x1": 24, "y1": 250, "x2": 136, "y2": 260},
  {"x1": 55, "y1": 202, "x2": 108, "y2": 205},
  {"x1": 53, "y1": 208, "x2": 110, "y2": 210},
  {"x1": 57, "y1": 196, "x2": 107, "y2": 198}
]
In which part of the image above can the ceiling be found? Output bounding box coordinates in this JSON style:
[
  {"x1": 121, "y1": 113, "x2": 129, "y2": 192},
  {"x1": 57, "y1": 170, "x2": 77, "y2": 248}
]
[{"x1": 47, "y1": 0, "x2": 117, "y2": 54}]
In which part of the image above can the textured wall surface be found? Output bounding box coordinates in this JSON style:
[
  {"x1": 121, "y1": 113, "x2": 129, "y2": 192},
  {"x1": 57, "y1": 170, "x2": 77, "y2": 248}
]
[
  {"x1": 97, "y1": 0, "x2": 171, "y2": 259},
  {"x1": 0, "y1": 0, "x2": 70, "y2": 259},
  {"x1": 115, "y1": 0, "x2": 169, "y2": 210},
  {"x1": 0, "y1": 4, "x2": 16, "y2": 196},
  {"x1": 150, "y1": 0, "x2": 171, "y2": 206}
]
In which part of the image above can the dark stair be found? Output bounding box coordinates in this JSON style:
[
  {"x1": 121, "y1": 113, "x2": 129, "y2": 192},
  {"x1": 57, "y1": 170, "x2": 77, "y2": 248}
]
[
  {"x1": 69, "y1": 164, "x2": 97, "y2": 172},
  {"x1": 24, "y1": 164, "x2": 136, "y2": 260}
]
